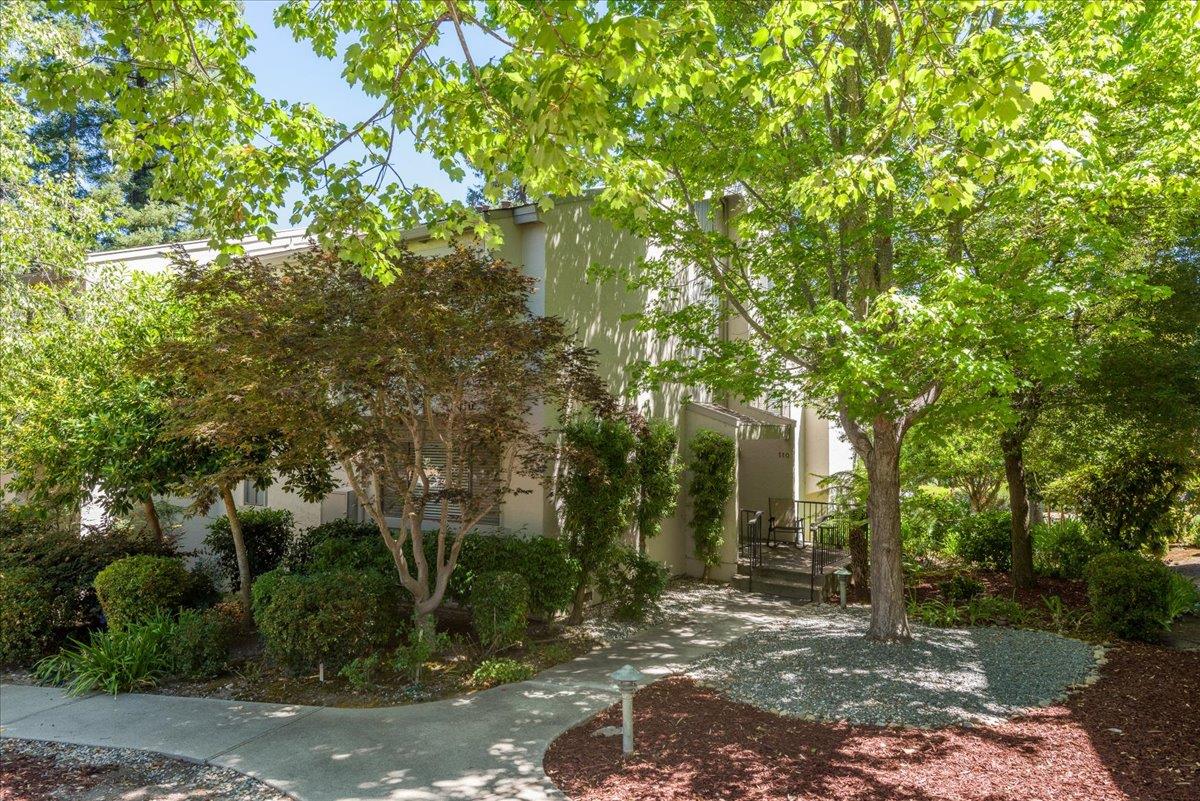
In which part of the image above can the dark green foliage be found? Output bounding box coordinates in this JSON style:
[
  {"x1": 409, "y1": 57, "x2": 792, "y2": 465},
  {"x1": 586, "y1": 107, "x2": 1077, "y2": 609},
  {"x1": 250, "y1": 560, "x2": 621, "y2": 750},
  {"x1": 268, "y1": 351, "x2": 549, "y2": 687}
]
[
  {"x1": 598, "y1": 547, "x2": 670, "y2": 621},
  {"x1": 161, "y1": 608, "x2": 234, "y2": 678},
  {"x1": 93, "y1": 555, "x2": 190, "y2": 629},
  {"x1": 1085, "y1": 552, "x2": 1174, "y2": 641},
  {"x1": 0, "y1": 511, "x2": 176, "y2": 636},
  {"x1": 204, "y1": 507, "x2": 295, "y2": 586},
  {"x1": 953, "y1": 510, "x2": 1013, "y2": 571},
  {"x1": 938, "y1": 573, "x2": 984, "y2": 602},
  {"x1": 964, "y1": 595, "x2": 1028, "y2": 626},
  {"x1": 635, "y1": 418, "x2": 681, "y2": 543},
  {"x1": 1073, "y1": 451, "x2": 1187, "y2": 552},
  {"x1": 0, "y1": 568, "x2": 57, "y2": 665},
  {"x1": 283, "y1": 519, "x2": 381, "y2": 573},
  {"x1": 338, "y1": 653, "x2": 382, "y2": 689},
  {"x1": 470, "y1": 571, "x2": 530, "y2": 651},
  {"x1": 559, "y1": 416, "x2": 640, "y2": 599},
  {"x1": 256, "y1": 572, "x2": 402, "y2": 672},
  {"x1": 250, "y1": 568, "x2": 287, "y2": 621},
  {"x1": 444, "y1": 533, "x2": 578, "y2": 619},
  {"x1": 1032, "y1": 519, "x2": 1113, "y2": 580},
  {"x1": 182, "y1": 562, "x2": 222, "y2": 609},
  {"x1": 687, "y1": 430, "x2": 736, "y2": 573}
]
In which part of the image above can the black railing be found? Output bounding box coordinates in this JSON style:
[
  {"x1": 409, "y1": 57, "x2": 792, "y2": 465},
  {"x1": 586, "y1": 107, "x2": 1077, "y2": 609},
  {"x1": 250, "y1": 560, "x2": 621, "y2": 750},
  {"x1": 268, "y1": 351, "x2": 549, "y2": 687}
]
[
  {"x1": 739, "y1": 509, "x2": 765, "y2": 591},
  {"x1": 809, "y1": 512, "x2": 848, "y2": 602}
]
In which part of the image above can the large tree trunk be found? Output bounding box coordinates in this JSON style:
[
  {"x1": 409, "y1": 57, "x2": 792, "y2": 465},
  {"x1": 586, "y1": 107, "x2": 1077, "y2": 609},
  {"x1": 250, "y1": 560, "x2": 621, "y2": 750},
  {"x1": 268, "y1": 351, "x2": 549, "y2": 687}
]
[
  {"x1": 219, "y1": 484, "x2": 254, "y2": 617},
  {"x1": 1001, "y1": 433, "x2": 1036, "y2": 589},
  {"x1": 863, "y1": 419, "x2": 910, "y2": 642},
  {"x1": 142, "y1": 497, "x2": 165, "y2": 542}
]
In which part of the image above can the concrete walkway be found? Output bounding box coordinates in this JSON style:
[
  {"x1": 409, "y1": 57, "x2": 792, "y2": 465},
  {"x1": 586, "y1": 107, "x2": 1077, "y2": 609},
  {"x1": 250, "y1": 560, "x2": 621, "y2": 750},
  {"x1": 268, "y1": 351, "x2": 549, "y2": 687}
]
[{"x1": 1, "y1": 592, "x2": 794, "y2": 801}]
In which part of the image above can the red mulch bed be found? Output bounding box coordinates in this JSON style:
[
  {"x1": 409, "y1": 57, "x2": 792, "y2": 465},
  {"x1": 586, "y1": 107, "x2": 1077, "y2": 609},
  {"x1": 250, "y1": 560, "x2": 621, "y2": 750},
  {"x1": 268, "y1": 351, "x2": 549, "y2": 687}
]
[
  {"x1": 909, "y1": 569, "x2": 1091, "y2": 610},
  {"x1": 544, "y1": 646, "x2": 1200, "y2": 801}
]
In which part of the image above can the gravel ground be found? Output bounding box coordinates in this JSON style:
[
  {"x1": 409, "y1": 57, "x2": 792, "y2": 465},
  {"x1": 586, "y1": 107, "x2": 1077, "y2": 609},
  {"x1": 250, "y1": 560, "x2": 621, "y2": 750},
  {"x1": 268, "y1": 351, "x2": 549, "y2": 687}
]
[
  {"x1": 689, "y1": 605, "x2": 1099, "y2": 727},
  {"x1": 580, "y1": 579, "x2": 744, "y2": 646},
  {"x1": 0, "y1": 738, "x2": 292, "y2": 801}
]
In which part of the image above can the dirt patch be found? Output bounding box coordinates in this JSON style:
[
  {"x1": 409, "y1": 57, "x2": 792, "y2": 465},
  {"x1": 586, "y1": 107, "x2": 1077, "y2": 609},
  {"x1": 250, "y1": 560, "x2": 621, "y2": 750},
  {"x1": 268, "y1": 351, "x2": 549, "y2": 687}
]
[
  {"x1": 910, "y1": 567, "x2": 1091, "y2": 611},
  {"x1": 544, "y1": 646, "x2": 1200, "y2": 801}
]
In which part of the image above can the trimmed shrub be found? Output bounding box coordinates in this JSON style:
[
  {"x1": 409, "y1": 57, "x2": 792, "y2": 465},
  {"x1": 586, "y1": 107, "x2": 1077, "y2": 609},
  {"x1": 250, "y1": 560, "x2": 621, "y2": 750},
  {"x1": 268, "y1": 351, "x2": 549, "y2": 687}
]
[
  {"x1": 445, "y1": 533, "x2": 577, "y2": 619},
  {"x1": 1033, "y1": 519, "x2": 1112, "y2": 580},
  {"x1": 688, "y1": 429, "x2": 736, "y2": 578},
  {"x1": 471, "y1": 571, "x2": 530, "y2": 651},
  {"x1": 964, "y1": 595, "x2": 1028, "y2": 626},
  {"x1": 1085, "y1": 552, "x2": 1173, "y2": 641},
  {"x1": 471, "y1": 657, "x2": 535, "y2": 687},
  {"x1": 257, "y1": 571, "x2": 402, "y2": 672},
  {"x1": 284, "y1": 518, "x2": 382, "y2": 573},
  {"x1": 0, "y1": 513, "x2": 176, "y2": 636},
  {"x1": 204, "y1": 508, "x2": 295, "y2": 586},
  {"x1": 250, "y1": 568, "x2": 287, "y2": 621},
  {"x1": 162, "y1": 609, "x2": 235, "y2": 679},
  {"x1": 93, "y1": 555, "x2": 190, "y2": 629},
  {"x1": 598, "y1": 547, "x2": 670, "y2": 622},
  {"x1": 0, "y1": 568, "x2": 58, "y2": 665},
  {"x1": 182, "y1": 561, "x2": 222, "y2": 609},
  {"x1": 954, "y1": 511, "x2": 1013, "y2": 571}
]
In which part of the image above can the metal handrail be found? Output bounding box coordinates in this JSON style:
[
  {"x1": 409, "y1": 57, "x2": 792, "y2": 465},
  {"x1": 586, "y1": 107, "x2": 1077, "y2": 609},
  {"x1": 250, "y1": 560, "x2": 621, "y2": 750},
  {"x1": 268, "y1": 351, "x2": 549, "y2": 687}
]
[{"x1": 739, "y1": 509, "x2": 764, "y2": 591}]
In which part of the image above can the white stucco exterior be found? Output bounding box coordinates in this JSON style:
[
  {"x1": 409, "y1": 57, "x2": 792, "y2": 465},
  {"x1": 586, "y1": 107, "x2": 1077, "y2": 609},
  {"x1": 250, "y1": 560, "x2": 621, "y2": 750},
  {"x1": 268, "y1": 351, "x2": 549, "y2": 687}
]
[{"x1": 85, "y1": 198, "x2": 848, "y2": 578}]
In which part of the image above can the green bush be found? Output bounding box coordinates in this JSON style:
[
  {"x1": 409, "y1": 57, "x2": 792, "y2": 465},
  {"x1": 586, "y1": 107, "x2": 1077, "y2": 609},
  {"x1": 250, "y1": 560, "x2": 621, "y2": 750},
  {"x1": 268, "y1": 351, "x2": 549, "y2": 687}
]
[
  {"x1": 94, "y1": 555, "x2": 190, "y2": 629},
  {"x1": 257, "y1": 571, "x2": 401, "y2": 672},
  {"x1": 34, "y1": 613, "x2": 175, "y2": 695},
  {"x1": 284, "y1": 519, "x2": 384, "y2": 573},
  {"x1": 391, "y1": 621, "x2": 451, "y2": 682},
  {"x1": 0, "y1": 568, "x2": 58, "y2": 665},
  {"x1": 598, "y1": 547, "x2": 670, "y2": 622},
  {"x1": 954, "y1": 511, "x2": 1013, "y2": 571},
  {"x1": 471, "y1": 571, "x2": 530, "y2": 651},
  {"x1": 906, "y1": 597, "x2": 960, "y2": 627},
  {"x1": 250, "y1": 568, "x2": 287, "y2": 621},
  {"x1": 338, "y1": 653, "x2": 382, "y2": 689},
  {"x1": 182, "y1": 561, "x2": 222, "y2": 609},
  {"x1": 1033, "y1": 519, "x2": 1113, "y2": 580},
  {"x1": 162, "y1": 608, "x2": 235, "y2": 679},
  {"x1": 204, "y1": 508, "x2": 295, "y2": 586},
  {"x1": 445, "y1": 533, "x2": 578, "y2": 619},
  {"x1": 471, "y1": 657, "x2": 535, "y2": 687},
  {"x1": 1085, "y1": 552, "x2": 1174, "y2": 641},
  {"x1": 964, "y1": 595, "x2": 1028, "y2": 626},
  {"x1": 0, "y1": 512, "x2": 176, "y2": 636},
  {"x1": 938, "y1": 573, "x2": 984, "y2": 602},
  {"x1": 688, "y1": 429, "x2": 736, "y2": 577}
]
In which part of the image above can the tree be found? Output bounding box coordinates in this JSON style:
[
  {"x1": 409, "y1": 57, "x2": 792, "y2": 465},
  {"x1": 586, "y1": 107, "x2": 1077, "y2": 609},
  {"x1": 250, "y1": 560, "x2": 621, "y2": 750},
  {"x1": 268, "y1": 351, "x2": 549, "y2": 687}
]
[
  {"x1": 26, "y1": 1, "x2": 1200, "y2": 640},
  {"x1": 0, "y1": 270, "x2": 208, "y2": 540},
  {"x1": 904, "y1": 420, "x2": 1005, "y2": 514},
  {"x1": 161, "y1": 245, "x2": 599, "y2": 626},
  {"x1": 558, "y1": 415, "x2": 640, "y2": 624}
]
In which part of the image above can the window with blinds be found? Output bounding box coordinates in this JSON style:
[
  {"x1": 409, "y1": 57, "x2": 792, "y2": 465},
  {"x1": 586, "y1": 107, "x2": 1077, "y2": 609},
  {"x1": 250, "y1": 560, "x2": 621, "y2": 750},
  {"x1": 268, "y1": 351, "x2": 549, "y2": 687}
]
[
  {"x1": 243, "y1": 481, "x2": 268, "y2": 507},
  {"x1": 375, "y1": 442, "x2": 501, "y2": 528}
]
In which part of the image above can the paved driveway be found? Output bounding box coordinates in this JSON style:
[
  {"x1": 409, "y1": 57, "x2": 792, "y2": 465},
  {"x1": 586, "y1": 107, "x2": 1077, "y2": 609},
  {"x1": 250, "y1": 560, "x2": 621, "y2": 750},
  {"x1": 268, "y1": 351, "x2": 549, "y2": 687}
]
[{"x1": 1, "y1": 592, "x2": 795, "y2": 801}]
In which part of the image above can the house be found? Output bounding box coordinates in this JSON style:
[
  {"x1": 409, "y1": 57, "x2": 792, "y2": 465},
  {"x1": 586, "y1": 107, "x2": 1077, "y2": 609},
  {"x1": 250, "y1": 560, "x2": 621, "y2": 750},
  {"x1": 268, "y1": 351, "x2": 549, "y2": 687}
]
[{"x1": 86, "y1": 196, "x2": 854, "y2": 582}]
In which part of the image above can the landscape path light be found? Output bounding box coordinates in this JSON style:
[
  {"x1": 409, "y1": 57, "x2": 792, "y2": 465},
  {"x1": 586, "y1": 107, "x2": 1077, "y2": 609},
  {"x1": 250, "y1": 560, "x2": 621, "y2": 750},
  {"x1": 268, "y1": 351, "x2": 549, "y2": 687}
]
[
  {"x1": 835, "y1": 567, "x2": 852, "y2": 609},
  {"x1": 609, "y1": 664, "x2": 646, "y2": 755}
]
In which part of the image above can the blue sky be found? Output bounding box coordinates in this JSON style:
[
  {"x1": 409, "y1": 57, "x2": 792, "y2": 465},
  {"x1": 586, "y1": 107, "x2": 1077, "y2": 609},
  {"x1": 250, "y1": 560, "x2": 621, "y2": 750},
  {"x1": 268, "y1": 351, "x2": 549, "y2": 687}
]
[{"x1": 239, "y1": 0, "x2": 503, "y2": 220}]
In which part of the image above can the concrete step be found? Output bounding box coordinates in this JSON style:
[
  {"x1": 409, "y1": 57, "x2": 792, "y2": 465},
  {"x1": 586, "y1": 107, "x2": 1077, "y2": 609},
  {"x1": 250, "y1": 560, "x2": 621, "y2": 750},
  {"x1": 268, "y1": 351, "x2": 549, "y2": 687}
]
[
  {"x1": 731, "y1": 573, "x2": 817, "y2": 601},
  {"x1": 735, "y1": 561, "x2": 818, "y2": 584}
]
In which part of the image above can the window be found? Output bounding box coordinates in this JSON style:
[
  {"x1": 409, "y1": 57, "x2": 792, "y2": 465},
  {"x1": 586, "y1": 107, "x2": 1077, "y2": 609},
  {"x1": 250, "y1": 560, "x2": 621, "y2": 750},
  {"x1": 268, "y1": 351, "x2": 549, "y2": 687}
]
[
  {"x1": 377, "y1": 442, "x2": 501, "y2": 527},
  {"x1": 243, "y1": 481, "x2": 268, "y2": 507}
]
